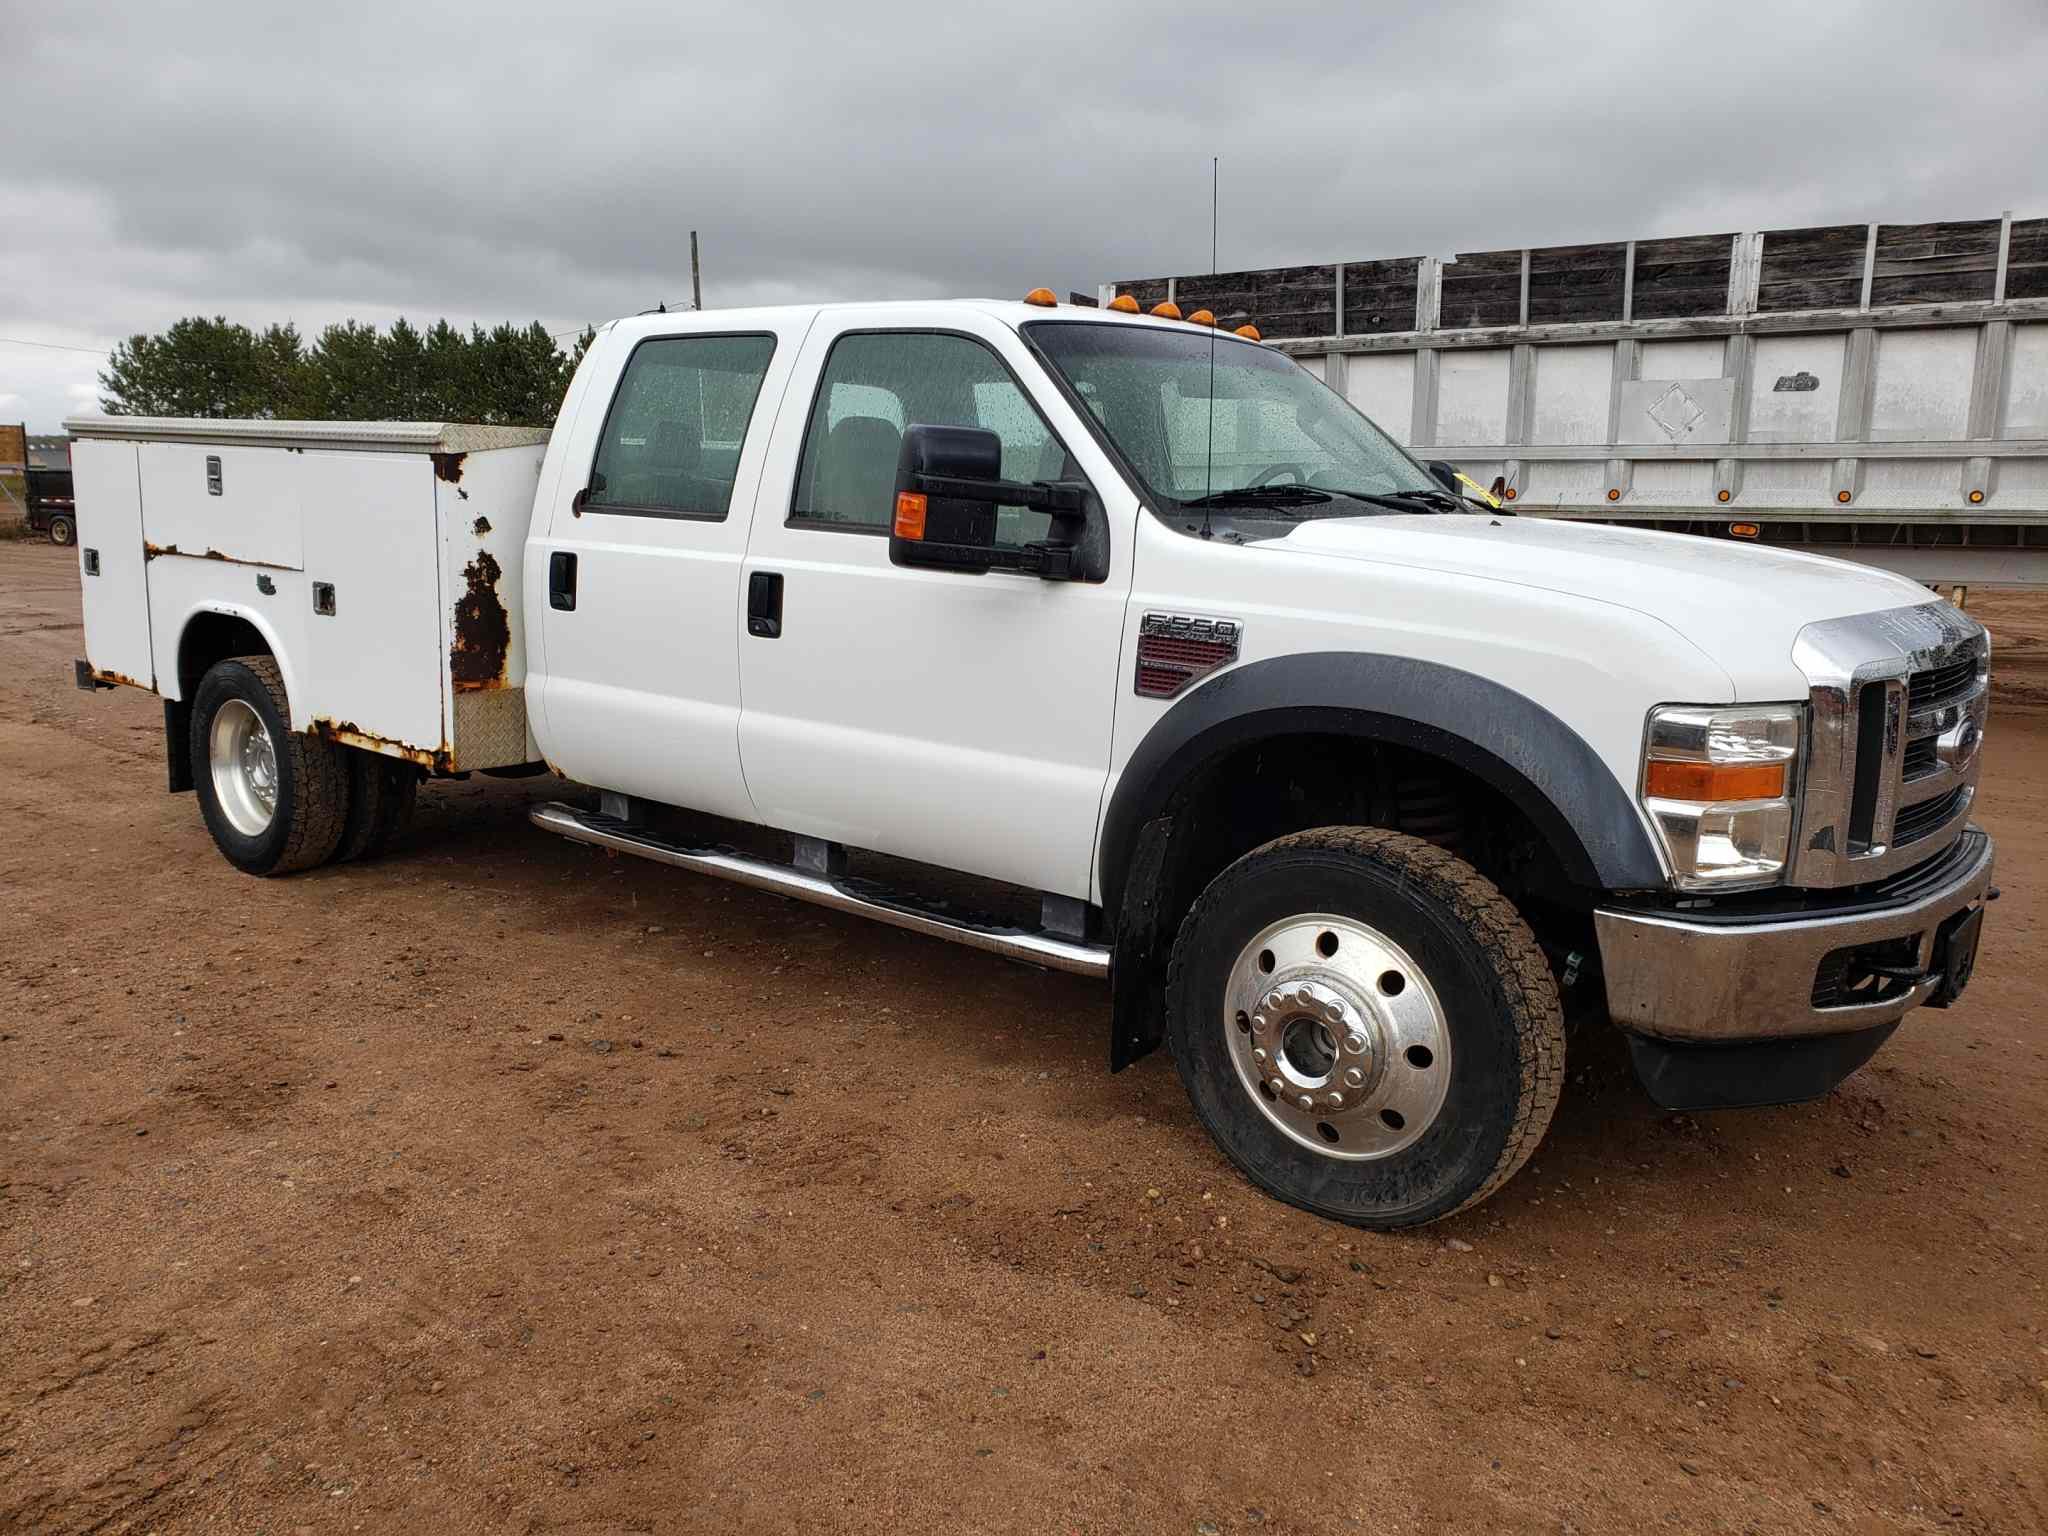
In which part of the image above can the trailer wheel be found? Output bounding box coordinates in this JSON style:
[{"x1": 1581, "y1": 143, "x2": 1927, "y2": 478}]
[
  {"x1": 49, "y1": 515, "x2": 76, "y2": 547},
  {"x1": 336, "y1": 748, "x2": 421, "y2": 863},
  {"x1": 189, "y1": 656, "x2": 348, "y2": 876},
  {"x1": 1164, "y1": 827, "x2": 1564, "y2": 1230}
]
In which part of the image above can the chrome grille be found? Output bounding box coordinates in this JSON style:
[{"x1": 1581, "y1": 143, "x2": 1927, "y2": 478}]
[{"x1": 1791, "y1": 604, "x2": 1987, "y2": 888}]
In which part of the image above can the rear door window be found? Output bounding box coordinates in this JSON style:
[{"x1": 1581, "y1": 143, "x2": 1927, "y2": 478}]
[{"x1": 585, "y1": 334, "x2": 777, "y2": 519}]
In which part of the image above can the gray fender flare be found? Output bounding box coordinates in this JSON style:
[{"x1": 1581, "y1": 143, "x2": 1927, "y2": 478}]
[{"x1": 1097, "y1": 651, "x2": 1666, "y2": 918}]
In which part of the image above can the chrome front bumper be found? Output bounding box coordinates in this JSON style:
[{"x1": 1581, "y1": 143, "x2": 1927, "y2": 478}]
[{"x1": 1595, "y1": 829, "x2": 1994, "y2": 1042}]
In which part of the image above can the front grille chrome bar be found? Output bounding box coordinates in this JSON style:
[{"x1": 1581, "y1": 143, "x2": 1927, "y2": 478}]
[{"x1": 1791, "y1": 603, "x2": 1987, "y2": 889}]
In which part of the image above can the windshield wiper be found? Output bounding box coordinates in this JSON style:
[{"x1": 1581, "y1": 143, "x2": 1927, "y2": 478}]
[
  {"x1": 1177, "y1": 485, "x2": 1333, "y2": 509},
  {"x1": 1311, "y1": 487, "x2": 1457, "y2": 514}
]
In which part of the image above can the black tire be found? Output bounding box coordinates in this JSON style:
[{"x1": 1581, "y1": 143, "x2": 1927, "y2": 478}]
[
  {"x1": 336, "y1": 747, "x2": 421, "y2": 863},
  {"x1": 49, "y1": 515, "x2": 76, "y2": 547},
  {"x1": 189, "y1": 656, "x2": 349, "y2": 876},
  {"x1": 1165, "y1": 827, "x2": 1564, "y2": 1230}
]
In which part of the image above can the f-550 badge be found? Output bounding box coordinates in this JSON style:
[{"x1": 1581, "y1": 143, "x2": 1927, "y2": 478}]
[{"x1": 1135, "y1": 612, "x2": 1243, "y2": 700}]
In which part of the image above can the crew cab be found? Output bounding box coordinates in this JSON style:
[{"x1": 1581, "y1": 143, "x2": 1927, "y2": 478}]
[{"x1": 65, "y1": 294, "x2": 1996, "y2": 1229}]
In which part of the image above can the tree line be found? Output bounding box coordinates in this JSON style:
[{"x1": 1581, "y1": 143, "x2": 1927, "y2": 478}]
[{"x1": 98, "y1": 316, "x2": 598, "y2": 425}]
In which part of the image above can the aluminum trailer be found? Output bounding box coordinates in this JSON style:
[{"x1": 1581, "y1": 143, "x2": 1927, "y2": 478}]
[{"x1": 1105, "y1": 213, "x2": 2048, "y2": 586}]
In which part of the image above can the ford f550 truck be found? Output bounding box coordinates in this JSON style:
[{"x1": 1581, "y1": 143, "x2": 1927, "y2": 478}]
[{"x1": 65, "y1": 294, "x2": 1996, "y2": 1229}]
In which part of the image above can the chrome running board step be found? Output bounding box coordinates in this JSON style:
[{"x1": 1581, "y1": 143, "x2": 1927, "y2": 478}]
[{"x1": 530, "y1": 801, "x2": 1111, "y2": 979}]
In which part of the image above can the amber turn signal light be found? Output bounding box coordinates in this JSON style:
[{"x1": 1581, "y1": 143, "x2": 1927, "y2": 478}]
[
  {"x1": 1644, "y1": 760, "x2": 1787, "y2": 802},
  {"x1": 1107, "y1": 294, "x2": 1141, "y2": 313},
  {"x1": 1151, "y1": 301, "x2": 1182, "y2": 320},
  {"x1": 893, "y1": 492, "x2": 927, "y2": 540}
]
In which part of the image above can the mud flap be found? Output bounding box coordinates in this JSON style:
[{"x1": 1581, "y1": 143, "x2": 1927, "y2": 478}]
[{"x1": 1109, "y1": 815, "x2": 1174, "y2": 1072}]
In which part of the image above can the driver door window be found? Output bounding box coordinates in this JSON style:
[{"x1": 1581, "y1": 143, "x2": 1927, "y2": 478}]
[{"x1": 789, "y1": 331, "x2": 1081, "y2": 549}]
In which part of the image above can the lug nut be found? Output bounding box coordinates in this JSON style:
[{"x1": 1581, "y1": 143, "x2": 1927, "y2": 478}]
[
  {"x1": 1296, "y1": 1094, "x2": 1314, "y2": 1111},
  {"x1": 1325, "y1": 1092, "x2": 1344, "y2": 1107},
  {"x1": 1344, "y1": 1033, "x2": 1368, "y2": 1055},
  {"x1": 1252, "y1": 1047, "x2": 1268, "y2": 1063},
  {"x1": 1251, "y1": 1013, "x2": 1268, "y2": 1036},
  {"x1": 1269, "y1": 1078, "x2": 1285, "y2": 1093},
  {"x1": 1343, "y1": 1067, "x2": 1365, "y2": 1087}
]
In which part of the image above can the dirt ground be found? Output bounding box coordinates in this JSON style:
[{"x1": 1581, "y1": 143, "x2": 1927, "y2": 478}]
[{"x1": 1, "y1": 538, "x2": 2042, "y2": 1536}]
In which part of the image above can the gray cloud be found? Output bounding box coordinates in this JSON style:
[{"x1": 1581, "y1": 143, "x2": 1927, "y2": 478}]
[{"x1": 4, "y1": 0, "x2": 2043, "y2": 430}]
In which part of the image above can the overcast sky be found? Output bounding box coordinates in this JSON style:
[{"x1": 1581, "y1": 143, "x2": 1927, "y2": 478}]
[{"x1": 3, "y1": 0, "x2": 2044, "y2": 431}]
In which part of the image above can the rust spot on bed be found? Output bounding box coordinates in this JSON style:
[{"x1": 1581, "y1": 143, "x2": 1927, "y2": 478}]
[
  {"x1": 450, "y1": 549, "x2": 510, "y2": 691},
  {"x1": 432, "y1": 451, "x2": 467, "y2": 484},
  {"x1": 144, "y1": 542, "x2": 288, "y2": 569},
  {"x1": 309, "y1": 717, "x2": 450, "y2": 773},
  {"x1": 472, "y1": 515, "x2": 492, "y2": 536}
]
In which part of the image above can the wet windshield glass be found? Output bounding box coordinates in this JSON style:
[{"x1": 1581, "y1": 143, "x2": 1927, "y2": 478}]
[{"x1": 1026, "y1": 320, "x2": 1439, "y2": 523}]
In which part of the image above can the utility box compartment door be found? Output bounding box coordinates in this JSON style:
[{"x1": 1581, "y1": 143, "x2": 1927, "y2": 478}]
[
  {"x1": 73, "y1": 439, "x2": 155, "y2": 687},
  {"x1": 138, "y1": 442, "x2": 306, "y2": 570},
  {"x1": 299, "y1": 452, "x2": 445, "y2": 761}
]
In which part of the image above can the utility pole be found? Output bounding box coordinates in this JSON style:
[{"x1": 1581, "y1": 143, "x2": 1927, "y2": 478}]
[{"x1": 690, "y1": 231, "x2": 703, "y2": 311}]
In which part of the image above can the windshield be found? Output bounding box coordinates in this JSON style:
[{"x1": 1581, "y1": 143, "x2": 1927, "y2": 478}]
[{"x1": 1025, "y1": 319, "x2": 1440, "y2": 524}]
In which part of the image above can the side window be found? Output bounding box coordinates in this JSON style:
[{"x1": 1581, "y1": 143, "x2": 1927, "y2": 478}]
[
  {"x1": 790, "y1": 331, "x2": 1081, "y2": 548},
  {"x1": 586, "y1": 334, "x2": 777, "y2": 519}
]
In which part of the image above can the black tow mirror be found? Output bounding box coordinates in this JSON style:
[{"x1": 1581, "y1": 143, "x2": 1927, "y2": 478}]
[{"x1": 888, "y1": 423, "x2": 1088, "y2": 579}]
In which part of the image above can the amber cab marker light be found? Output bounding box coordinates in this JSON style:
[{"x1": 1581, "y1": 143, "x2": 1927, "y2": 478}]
[
  {"x1": 1234, "y1": 324, "x2": 1262, "y2": 341},
  {"x1": 1645, "y1": 760, "x2": 1787, "y2": 802},
  {"x1": 893, "y1": 492, "x2": 928, "y2": 540},
  {"x1": 1729, "y1": 522, "x2": 1761, "y2": 539},
  {"x1": 1150, "y1": 301, "x2": 1182, "y2": 320},
  {"x1": 1969, "y1": 489, "x2": 1986, "y2": 504},
  {"x1": 1837, "y1": 489, "x2": 1853, "y2": 503},
  {"x1": 1107, "y1": 294, "x2": 1141, "y2": 313},
  {"x1": 1187, "y1": 308, "x2": 1216, "y2": 326},
  {"x1": 1023, "y1": 287, "x2": 1057, "y2": 308}
]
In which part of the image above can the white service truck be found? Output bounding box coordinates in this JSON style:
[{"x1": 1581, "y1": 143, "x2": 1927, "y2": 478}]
[{"x1": 66, "y1": 294, "x2": 1996, "y2": 1229}]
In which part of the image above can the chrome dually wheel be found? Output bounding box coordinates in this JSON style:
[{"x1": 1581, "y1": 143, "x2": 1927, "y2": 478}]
[
  {"x1": 1224, "y1": 913, "x2": 1452, "y2": 1160},
  {"x1": 209, "y1": 697, "x2": 279, "y2": 836}
]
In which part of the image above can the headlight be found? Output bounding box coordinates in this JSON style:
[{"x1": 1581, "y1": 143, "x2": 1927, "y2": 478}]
[{"x1": 1640, "y1": 705, "x2": 1802, "y2": 890}]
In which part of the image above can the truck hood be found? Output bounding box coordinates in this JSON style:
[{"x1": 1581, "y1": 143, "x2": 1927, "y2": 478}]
[{"x1": 1266, "y1": 514, "x2": 1935, "y2": 698}]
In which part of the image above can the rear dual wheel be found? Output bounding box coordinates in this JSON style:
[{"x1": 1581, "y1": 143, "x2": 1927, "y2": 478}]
[
  {"x1": 1166, "y1": 827, "x2": 1564, "y2": 1229},
  {"x1": 191, "y1": 656, "x2": 416, "y2": 875}
]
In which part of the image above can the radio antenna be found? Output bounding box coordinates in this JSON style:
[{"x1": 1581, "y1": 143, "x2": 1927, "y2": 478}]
[{"x1": 1200, "y1": 156, "x2": 1219, "y2": 540}]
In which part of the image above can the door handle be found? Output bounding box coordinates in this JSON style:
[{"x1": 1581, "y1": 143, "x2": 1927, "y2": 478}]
[
  {"x1": 747, "y1": 571, "x2": 783, "y2": 639},
  {"x1": 549, "y1": 551, "x2": 578, "y2": 611}
]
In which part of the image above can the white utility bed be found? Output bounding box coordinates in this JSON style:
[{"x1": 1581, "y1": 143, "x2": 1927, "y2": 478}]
[{"x1": 64, "y1": 415, "x2": 550, "y2": 771}]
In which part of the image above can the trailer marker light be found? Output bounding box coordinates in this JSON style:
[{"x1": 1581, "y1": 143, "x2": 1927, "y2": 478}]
[
  {"x1": 1837, "y1": 490, "x2": 1852, "y2": 503},
  {"x1": 1234, "y1": 324, "x2": 1262, "y2": 341},
  {"x1": 1107, "y1": 294, "x2": 1141, "y2": 313},
  {"x1": 1150, "y1": 301, "x2": 1182, "y2": 320},
  {"x1": 893, "y1": 492, "x2": 927, "y2": 540},
  {"x1": 1503, "y1": 487, "x2": 1518, "y2": 500},
  {"x1": 1023, "y1": 287, "x2": 1058, "y2": 307},
  {"x1": 1969, "y1": 489, "x2": 1985, "y2": 504},
  {"x1": 1716, "y1": 489, "x2": 1731, "y2": 502},
  {"x1": 1729, "y1": 522, "x2": 1760, "y2": 539},
  {"x1": 1607, "y1": 488, "x2": 1621, "y2": 501}
]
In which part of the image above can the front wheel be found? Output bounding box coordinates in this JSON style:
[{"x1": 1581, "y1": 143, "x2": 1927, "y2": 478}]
[
  {"x1": 1165, "y1": 827, "x2": 1564, "y2": 1229},
  {"x1": 49, "y1": 515, "x2": 76, "y2": 547}
]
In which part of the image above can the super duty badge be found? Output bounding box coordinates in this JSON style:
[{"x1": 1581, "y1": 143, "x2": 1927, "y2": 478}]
[{"x1": 1135, "y1": 612, "x2": 1243, "y2": 699}]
